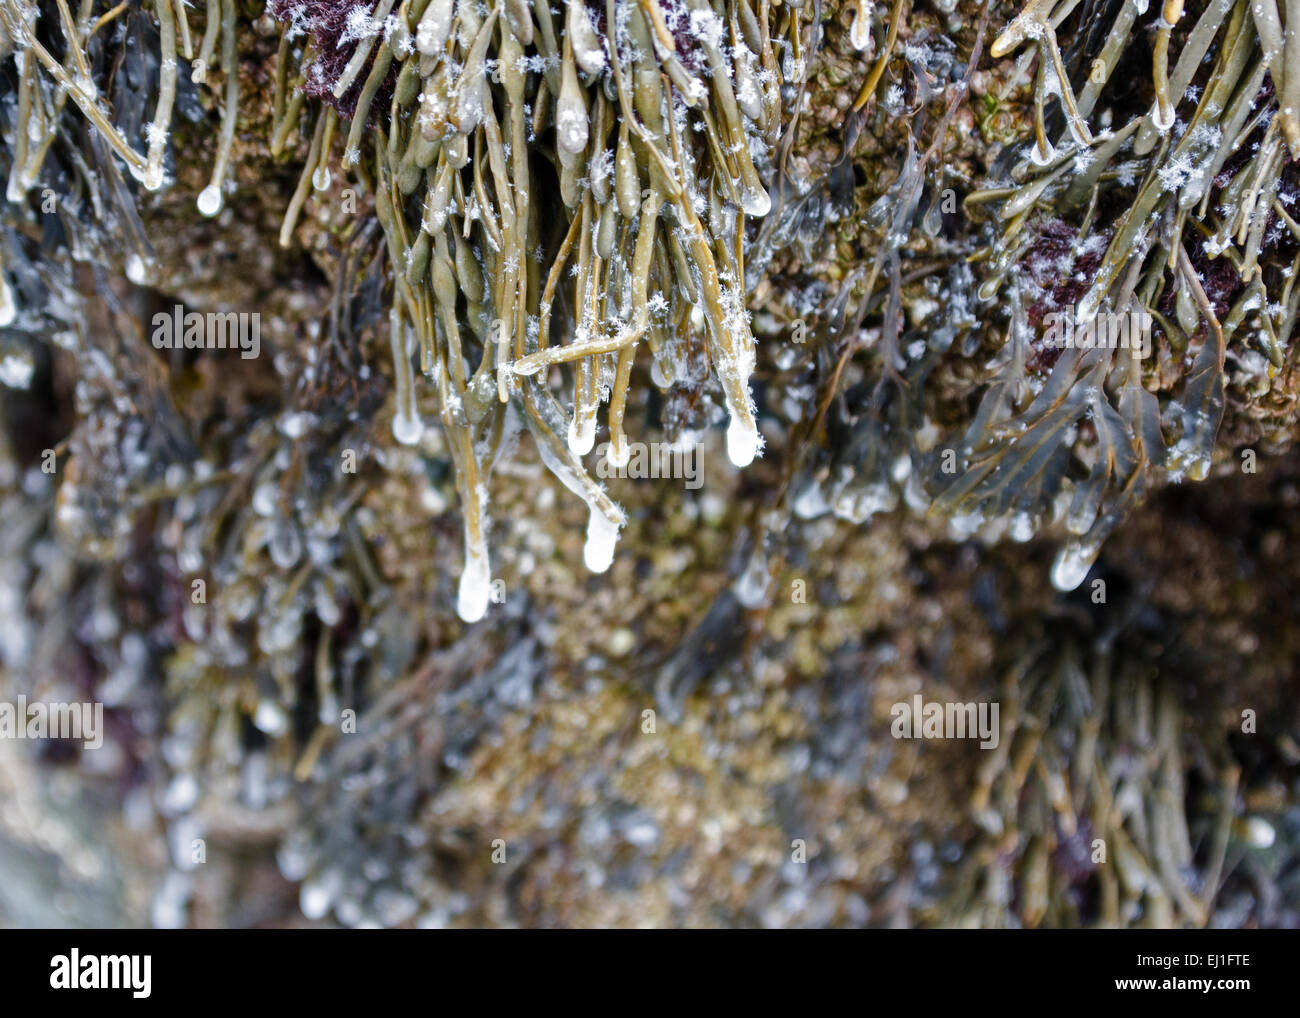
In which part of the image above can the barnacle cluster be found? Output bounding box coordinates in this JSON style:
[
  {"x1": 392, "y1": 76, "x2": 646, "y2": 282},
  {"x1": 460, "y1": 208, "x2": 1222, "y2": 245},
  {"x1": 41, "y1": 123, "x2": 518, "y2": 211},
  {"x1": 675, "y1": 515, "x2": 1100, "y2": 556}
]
[{"x1": 265, "y1": 0, "x2": 815, "y2": 621}]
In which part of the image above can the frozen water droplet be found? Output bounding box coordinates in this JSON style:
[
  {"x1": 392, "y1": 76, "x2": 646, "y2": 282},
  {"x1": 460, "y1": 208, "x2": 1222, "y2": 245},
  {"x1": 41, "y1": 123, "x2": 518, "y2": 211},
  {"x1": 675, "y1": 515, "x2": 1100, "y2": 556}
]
[
  {"x1": 792, "y1": 480, "x2": 830, "y2": 519},
  {"x1": 568, "y1": 413, "x2": 595, "y2": 456},
  {"x1": 253, "y1": 699, "x2": 289, "y2": 736},
  {"x1": 742, "y1": 186, "x2": 771, "y2": 217},
  {"x1": 1030, "y1": 139, "x2": 1056, "y2": 167},
  {"x1": 300, "y1": 873, "x2": 339, "y2": 920},
  {"x1": 0, "y1": 348, "x2": 35, "y2": 389},
  {"x1": 733, "y1": 552, "x2": 770, "y2": 608},
  {"x1": 1010, "y1": 512, "x2": 1035, "y2": 542},
  {"x1": 1244, "y1": 817, "x2": 1275, "y2": 848},
  {"x1": 269, "y1": 521, "x2": 303, "y2": 569},
  {"x1": 142, "y1": 165, "x2": 164, "y2": 191},
  {"x1": 849, "y1": 5, "x2": 873, "y2": 50},
  {"x1": 1151, "y1": 102, "x2": 1174, "y2": 132},
  {"x1": 312, "y1": 165, "x2": 331, "y2": 191},
  {"x1": 605, "y1": 435, "x2": 630, "y2": 468},
  {"x1": 1050, "y1": 540, "x2": 1099, "y2": 591},
  {"x1": 392, "y1": 408, "x2": 424, "y2": 445},
  {"x1": 583, "y1": 509, "x2": 619, "y2": 573},
  {"x1": 252, "y1": 481, "x2": 278, "y2": 517},
  {"x1": 457, "y1": 550, "x2": 490, "y2": 622},
  {"x1": 197, "y1": 185, "x2": 223, "y2": 217},
  {"x1": 125, "y1": 254, "x2": 150, "y2": 286},
  {"x1": 0, "y1": 279, "x2": 16, "y2": 327},
  {"x1": 726, "y1": 415, "x2": 760, "y2": 467}
]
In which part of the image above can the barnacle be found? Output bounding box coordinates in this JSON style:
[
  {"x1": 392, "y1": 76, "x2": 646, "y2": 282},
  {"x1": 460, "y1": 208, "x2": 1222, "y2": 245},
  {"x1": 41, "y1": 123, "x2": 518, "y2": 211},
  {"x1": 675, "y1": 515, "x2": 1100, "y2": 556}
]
[{"x1": 265, "y1": 0, "x2": 812, "y2": 621}]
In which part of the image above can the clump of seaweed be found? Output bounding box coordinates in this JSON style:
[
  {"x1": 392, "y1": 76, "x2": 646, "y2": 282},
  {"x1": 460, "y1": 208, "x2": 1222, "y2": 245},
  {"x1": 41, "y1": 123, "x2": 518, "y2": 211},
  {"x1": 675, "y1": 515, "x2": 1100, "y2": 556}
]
[
  {"x1": 267, "y1": 0, "x2": 816, "y2": 621},
  {"x1": 934, "y1": 0, "x2": 1300, "y2": 590},
  {"x1": 950, "y1": 621, "x2": 1240, "y2": 928}
]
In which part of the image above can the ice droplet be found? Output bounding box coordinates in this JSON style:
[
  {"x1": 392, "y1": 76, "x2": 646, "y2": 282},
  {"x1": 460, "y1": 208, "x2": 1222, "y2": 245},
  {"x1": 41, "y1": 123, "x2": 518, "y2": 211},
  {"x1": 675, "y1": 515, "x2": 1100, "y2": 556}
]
[
  {"x1": 253, "y1": 699, "x2": 289, "y2": 736},
  {"x1": 300, "y1": 874, "x2": 337, "y2": 920},
  {"x1": 733, "y1": 551, "x2": 771, "y2": 608},
  {"x1": 312, "y1": 165, "x2": 331, "y2": 191},
  {"x1": 568, "y1": 412, "x2": 596, "y2": 456},
  {"x1": 1151, "y1": 101, "x2": 1174, "y2": 132},
  {"x1": 269, "y1": 521, "x2": 303, "y2": 569},
  {"x1": 457, "y1": 550, "x2": 490, "y2": 623},
  {"x1": 742, "y1": 185, "x2": 771, "y2": 217},
  {"x1": 726, "y1": 415, "x2": 760, "y2": 467},
  {"x1": 197, "y1": 185, "x2": 223, "y2": 217},
  {"x1": 0, "y1": 349, "x2": 36, "y2": 389},
  {"x1": 392, "y1": 408, "x2": 424, "y2": 445},
  {"x1": 142, "y1": 165, "x2": 165, "y2": 192},
  {"x1": 556, "y1": 101, "x2": 588, "y2": 155},
  {"x1": 849, "y1": 4, "x2": 873, "y2": 50},
  {"x1": 583, "y1": 509, "x2": 619, "y2": 573},
  {"x1": 1050, "y1": 540, "x2": 1099, "y2": 591},
  {"x1": 605, "y1": 434, "x2": 630, "y2": 468},
  {"x1": 126, "y1": 254, "x2": 151, "y2": 286},
  {"x1": 792, "y1": 480, "x2": 831, "y2": 519},
  {"x1": 1244, "y1": 817, "x2": 1275, "y2": 849},
  {"x1": 0, "y1": 278, "x2": 16, "y2": 327}
]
